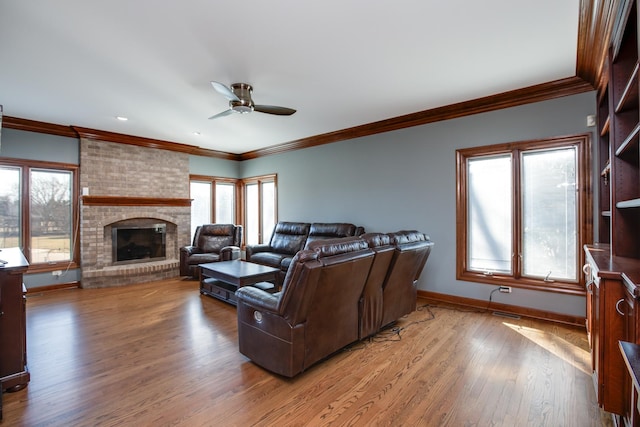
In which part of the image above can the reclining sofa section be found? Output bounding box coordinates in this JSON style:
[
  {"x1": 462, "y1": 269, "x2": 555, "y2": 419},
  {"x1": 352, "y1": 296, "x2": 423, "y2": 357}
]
[{"x1": 236, "y1": 230, "x2": 434, "y2": 377}]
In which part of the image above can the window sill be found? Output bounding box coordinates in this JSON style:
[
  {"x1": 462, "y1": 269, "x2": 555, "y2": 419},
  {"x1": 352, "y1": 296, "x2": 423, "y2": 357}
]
[{"x1": 26, "y1": 261, "x2": 79, "y2": 274}]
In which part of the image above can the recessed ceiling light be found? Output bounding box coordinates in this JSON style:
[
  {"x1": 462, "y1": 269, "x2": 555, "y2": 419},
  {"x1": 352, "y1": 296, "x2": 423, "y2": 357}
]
[
  {"x1": 193, "y1": 131, "x2": 201, "y2": 136},
  {"x1": 116, "y1": 116, "x2": 128, "y2": 121}
]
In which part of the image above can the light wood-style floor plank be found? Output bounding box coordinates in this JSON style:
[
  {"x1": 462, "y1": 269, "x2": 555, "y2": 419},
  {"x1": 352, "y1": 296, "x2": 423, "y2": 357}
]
[{"x1": 2, "y1": 278, "x2": 612, "y2": 426}]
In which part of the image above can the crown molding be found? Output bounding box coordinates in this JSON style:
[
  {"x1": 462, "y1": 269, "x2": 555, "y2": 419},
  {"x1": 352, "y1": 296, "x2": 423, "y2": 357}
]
[
  {"x1": 72, "y1": 127, "x2": 241, "y2": 161},
  {"x1": 576, "y1": 0, "x2": 617, "y2": 88},
  {"x1": 240, "y1": 76, "x2": 594, "y2": 160},
  {"x1": 2, "y1": 116, "x2": 77, "y2": 138}
]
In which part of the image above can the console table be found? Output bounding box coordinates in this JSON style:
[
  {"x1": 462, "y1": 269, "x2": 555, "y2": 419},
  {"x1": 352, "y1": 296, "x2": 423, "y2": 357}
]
[
  {"x1": 0, "y1": 248, "x2": 30, "y2": 398},
  {"x1": 199, "y1": 260, "x2": 278, "y2": 305}
]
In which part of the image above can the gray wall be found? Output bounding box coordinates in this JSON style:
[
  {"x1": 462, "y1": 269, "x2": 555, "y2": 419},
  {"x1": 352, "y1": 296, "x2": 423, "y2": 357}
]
[
  {"x1": 240, "y1": 91, "x2": 598, "y2": 317},
  {"x1": 1, "y1": 128, "x2": 79, "y2": 164},
  {"x1": 189, "y1": 154, "x2": 240, "y2": 177}
]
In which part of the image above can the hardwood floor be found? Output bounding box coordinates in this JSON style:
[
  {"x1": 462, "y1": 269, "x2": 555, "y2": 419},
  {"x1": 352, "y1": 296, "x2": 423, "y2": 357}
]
[{"x1": 3, "y1": 278, "x2": 612, "y2": 426}]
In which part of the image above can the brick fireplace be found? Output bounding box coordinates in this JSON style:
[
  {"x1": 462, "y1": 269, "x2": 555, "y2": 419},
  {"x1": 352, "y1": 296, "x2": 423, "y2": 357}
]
[{"x1": 79, "y1": 138, "x2": 191, "y2": 288}]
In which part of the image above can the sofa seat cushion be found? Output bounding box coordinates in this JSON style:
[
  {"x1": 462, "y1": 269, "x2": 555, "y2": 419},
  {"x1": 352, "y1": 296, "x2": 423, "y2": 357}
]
[
  {"x1": 188, "y1": 252, "x2": 222, "y2": 265},
  {"x1": 248, "y1": 252, "x2": 290, "y2": 270}
]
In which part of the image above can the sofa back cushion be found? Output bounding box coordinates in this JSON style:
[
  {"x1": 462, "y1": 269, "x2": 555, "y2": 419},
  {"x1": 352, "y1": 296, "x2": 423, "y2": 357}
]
[
  {"x1": 304, "y1": 223, "x2": 358, "y2": 249},
  {"x1": 197, "y1": 224, "x2": 236, "y2": 253},
  {"x1": 270, "y1": 222, "x2": 311, "y2": 255}
]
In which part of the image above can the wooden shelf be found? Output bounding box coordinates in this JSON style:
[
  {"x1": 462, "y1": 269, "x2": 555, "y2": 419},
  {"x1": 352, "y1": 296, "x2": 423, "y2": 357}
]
[
  {"x1": 616, "y1": 61, "x2": 640, "y2": 113},
  {"x1": 615, "y1": 121, "x2": 640, "y2": 157},
  {"x1": 617, "y1": 198, "x2": 640, "y2": 209}
]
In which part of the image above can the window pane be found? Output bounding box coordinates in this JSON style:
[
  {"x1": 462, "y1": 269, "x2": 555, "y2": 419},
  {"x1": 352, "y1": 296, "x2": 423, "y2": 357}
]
[
  {"x1": 261, "y1": 181, "x2": 275, "y2": 244},
  {"x1": 245, "y1": 184, "x2": 259, "y2": 245},
  {"x1": 30, "y1": 169, "x2": 72, "y2": 263},
  {"x1": 467, "y1": 155, "x2": 512, "y2": 274},
  {"x1": 190, "y1": 181, "x2": 212, "y2": 239},
  {"x1": 522, "y1": 148, "x2": 577, "y2": 281},
  {"x1": 215, "y1": 182, "x2": 235, "y2": 224},
  {"x1": 0, "y1": 166, "x2": 21, "y2": 248}
]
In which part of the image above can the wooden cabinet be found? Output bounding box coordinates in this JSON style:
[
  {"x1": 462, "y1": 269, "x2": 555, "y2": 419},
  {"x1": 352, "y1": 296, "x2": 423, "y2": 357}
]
[
  {"x1": 591, "y1": 0, "x2": 640, "y2": 423},
  {"x1": 0, "y1": 247, "x2": 30, "y2": 392},
  {"x1": 585, "y1": 246, "x2": 628, "y2": 416}
]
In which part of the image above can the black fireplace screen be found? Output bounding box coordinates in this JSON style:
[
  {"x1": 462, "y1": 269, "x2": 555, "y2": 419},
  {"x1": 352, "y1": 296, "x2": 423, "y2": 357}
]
[{"x1": 112, "y1": 224, "x2": 166, "y2": 264}]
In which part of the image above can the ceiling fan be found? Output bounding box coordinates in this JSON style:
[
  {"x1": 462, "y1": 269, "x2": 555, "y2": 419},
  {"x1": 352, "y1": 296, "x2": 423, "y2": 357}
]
[{"x1": 208, "y1": 81, "x2": 296, "y2": 119}]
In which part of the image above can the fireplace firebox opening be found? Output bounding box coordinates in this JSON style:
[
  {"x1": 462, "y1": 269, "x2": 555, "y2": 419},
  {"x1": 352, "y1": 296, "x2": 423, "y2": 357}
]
[{"x1": 112, "y1": 224, "x2": 166, "y2": 265}]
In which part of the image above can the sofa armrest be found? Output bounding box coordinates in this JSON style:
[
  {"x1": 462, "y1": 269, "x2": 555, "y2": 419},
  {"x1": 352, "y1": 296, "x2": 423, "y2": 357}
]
[
  {"x1": 220, "y1": 245, "x2": 241, "y2": 261},
  {"x1": 236, "y1": 286, "x2": 280, "y2": 313},
  {"x1": 245, "y1": 244, "x2": 271, "y2": 260}
]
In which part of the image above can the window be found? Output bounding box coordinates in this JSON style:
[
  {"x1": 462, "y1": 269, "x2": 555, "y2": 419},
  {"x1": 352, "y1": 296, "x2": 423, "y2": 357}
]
[
  {"x1": 189, "y1": 174, "x2": 278, "y2": 247},
  {"x1": 456, "y1": 134, "x2": 590, "y2": 294},
  {"x1": 0, "y1": 159, "x2": 79, "y2": 270},
  {"x1": 243, "y1": 174, "x2": 277, "y2": 245},
  {"x1": 189, "y1": 176, "x2": 238, "y2": 239}
]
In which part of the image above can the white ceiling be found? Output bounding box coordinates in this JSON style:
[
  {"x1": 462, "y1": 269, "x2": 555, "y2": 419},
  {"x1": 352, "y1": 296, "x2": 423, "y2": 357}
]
[{"x1": 0, "y1": 1, "x2": 580, "y2": 154}]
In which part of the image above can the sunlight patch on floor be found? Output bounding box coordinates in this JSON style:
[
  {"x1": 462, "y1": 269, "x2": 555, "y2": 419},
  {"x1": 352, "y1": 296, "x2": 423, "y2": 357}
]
[{"x1": 502, "y1": 321, "x2": 591, "y2": 375}]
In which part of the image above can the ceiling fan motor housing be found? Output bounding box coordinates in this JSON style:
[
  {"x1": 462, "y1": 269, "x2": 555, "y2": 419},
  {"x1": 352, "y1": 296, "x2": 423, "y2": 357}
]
[{"x1": 230, "y1": 83, "x2": 254, "y2": 113}]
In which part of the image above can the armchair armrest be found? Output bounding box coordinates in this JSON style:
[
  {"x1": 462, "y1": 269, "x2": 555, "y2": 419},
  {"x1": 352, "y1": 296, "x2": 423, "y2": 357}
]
[
  {"x1": 245, "y1": 244, "x2": 271, "y2": 260},
  {"x1": 236, "y1": 286, "x2": 280, "y2": 313},
  {"x1": 220, "y1": 245, "x2": 241, "y2": 261},
  {"x1": 180, "y1": 245, "x2": 199, "y2": 256}
]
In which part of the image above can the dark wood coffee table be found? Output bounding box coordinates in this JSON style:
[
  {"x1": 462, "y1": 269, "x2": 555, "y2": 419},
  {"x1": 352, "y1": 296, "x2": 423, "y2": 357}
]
[{"x1": 199, "y1": 260, "x2": 279, "y2": 305}]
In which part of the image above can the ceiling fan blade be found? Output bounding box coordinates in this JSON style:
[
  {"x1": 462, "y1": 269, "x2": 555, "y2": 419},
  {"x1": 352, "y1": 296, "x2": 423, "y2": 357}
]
[
  {"x1": 208, "y1": 109, "x2": 235, "y2": 120},
  {"x1": 253, "y1": 105, "x2": 296, "y2": 116},
  {"x1": 211, "y1": 81, "x2": 239, "y2": 102}
]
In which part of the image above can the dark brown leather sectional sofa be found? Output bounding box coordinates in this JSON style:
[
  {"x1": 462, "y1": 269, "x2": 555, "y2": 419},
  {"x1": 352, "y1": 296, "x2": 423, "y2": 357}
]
[{"x1": 236, "y1": 230, "x2": 434, "y2": 377}]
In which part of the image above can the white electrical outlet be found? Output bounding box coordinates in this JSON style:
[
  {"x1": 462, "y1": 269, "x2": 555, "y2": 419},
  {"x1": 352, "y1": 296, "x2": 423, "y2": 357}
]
[
  {"x1": 499, "y1": 286, "x2": 512, "y2": 293},
  {"x1": 52, "y1": 270, "x2": 62, "y2": 277}
]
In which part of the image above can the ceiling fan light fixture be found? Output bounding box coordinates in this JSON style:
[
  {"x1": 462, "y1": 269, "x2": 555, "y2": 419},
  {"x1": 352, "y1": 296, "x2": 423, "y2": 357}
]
[{"x1": 230, "y1": 100, "x2": 254, "y2": 114}]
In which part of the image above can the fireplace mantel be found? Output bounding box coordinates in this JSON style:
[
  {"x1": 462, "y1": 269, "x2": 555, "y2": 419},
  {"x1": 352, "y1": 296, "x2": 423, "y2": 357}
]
[{"x1": 82, "y1": 196, "x2": 191, "y2": 207}]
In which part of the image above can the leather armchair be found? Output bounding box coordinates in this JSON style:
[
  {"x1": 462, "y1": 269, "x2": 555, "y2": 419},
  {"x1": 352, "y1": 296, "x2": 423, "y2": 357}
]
[
  {"x1": 179, "y1": 224, "x2": 242, "y2": 277},
  {"x1": 236, "y1": 237, "x2": 374, "y2": 377}
]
